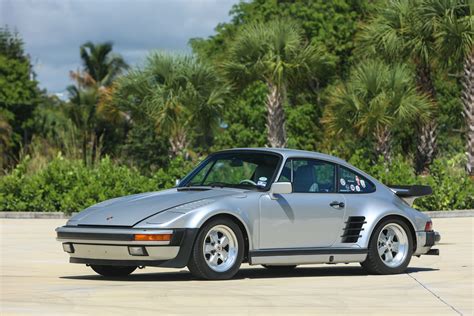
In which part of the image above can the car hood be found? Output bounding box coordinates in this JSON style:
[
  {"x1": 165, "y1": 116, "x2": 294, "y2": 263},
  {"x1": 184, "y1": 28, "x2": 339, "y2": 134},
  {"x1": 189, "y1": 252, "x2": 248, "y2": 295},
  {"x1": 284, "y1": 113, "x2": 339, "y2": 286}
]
[{"x1": 67, "y1": 188, "x2": 239, "y2": 227}]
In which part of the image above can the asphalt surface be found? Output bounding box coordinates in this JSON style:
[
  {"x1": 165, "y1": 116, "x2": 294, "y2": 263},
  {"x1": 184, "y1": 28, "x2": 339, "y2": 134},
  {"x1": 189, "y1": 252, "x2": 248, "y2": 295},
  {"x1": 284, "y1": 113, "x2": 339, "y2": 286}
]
[{"x1": 0, "y1": 217, "x2": 472, "y2": 315}]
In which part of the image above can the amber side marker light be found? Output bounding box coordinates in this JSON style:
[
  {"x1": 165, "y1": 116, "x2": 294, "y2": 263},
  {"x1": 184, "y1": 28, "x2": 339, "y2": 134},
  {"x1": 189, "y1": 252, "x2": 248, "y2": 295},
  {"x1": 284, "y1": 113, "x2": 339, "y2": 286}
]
[
  {"x1": 134, "y1": 233, "x2": 172, "y2": 241},
  {"x1": 425, "y1": 221, "x2": 433, "y2": 232}
]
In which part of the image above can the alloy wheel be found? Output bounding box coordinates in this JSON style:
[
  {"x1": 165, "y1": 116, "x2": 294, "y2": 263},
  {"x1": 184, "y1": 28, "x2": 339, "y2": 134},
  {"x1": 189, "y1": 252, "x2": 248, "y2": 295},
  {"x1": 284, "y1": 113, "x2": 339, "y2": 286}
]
[
  {"x1": 203, "y1": 224, "x2": 238, "y2": 272},
  {"x1": 377, "y1": 223, "x2": 409, "y2": 268}
]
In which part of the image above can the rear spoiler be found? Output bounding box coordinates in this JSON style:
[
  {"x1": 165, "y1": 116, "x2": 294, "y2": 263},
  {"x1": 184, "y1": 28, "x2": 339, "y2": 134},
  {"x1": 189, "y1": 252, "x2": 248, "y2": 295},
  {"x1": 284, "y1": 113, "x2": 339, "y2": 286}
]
[{"x1": 388, "y1": 185, "x2": 432, "y2": 206}]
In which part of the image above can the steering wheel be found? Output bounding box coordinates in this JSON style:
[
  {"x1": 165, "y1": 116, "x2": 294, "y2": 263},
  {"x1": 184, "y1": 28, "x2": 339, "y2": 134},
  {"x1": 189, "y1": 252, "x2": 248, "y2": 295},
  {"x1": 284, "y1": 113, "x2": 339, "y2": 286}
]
[{"x1": 239, "y1": 179, "x2": 257, "y2": 186}]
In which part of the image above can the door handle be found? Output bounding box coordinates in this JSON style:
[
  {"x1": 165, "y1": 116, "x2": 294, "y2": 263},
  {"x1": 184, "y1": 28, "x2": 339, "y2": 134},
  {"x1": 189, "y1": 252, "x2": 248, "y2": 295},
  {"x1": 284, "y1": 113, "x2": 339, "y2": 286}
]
[{"x1": 330, "y1": 201, "x2": 345, "y2": 208}]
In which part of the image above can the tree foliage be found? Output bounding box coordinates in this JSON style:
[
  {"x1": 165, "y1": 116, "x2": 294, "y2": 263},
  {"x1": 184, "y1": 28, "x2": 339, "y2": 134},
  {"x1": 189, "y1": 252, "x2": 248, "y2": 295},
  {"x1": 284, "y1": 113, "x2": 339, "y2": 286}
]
[
  {"x1": 0, "y1": 26, "x2": 41, "y2": 169},
  {"x1": 66, "y1": 41, "x2": 128, "y2": 165},
  {"x1": 223, "y1": 19, "x2": 334, "y2": 147},
  {"x1": 191, "y1": 0, "x2": 372, "y2": 75},
  {"x1": 324, "y1": 61, "x2": 432, "y2": 161},
  {"x1": 115, "y1": 53, "x2": 228, "y2": 157},
  {"x1": 1, "y1": 0, "x2": 473, "y2": 212}
]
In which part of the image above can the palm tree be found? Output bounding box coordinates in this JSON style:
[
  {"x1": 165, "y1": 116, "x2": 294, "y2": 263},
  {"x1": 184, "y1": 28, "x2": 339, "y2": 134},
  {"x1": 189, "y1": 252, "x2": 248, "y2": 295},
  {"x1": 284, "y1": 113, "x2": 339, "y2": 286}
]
[
  {"x1": 324, "y1": 61, "x2": 431, "y2": 162},
  {"x1": 357, "y1": 0, "x2": 439, "y2": 173},
  {"x1": 116, "y1": 53, "x2": 228, "y2": 157},
  {"x1": 79, "y1": 41, "x2": 127, "y2": 87},
  {"x1": 463, "y1": 40, "x2": 474, "y2": 176},
  {"x1": 66, "y1": 85, "x2": 99, "y2": 165},
  {"x1": 422, "y1": 0, "x2": 473, "y2": 175},
  {"x1": 223, "y1": 20, "x2": 333, "y2": 148},
  {"x1": 67, "y1": 42, "x2": 128, "y2": 164}
]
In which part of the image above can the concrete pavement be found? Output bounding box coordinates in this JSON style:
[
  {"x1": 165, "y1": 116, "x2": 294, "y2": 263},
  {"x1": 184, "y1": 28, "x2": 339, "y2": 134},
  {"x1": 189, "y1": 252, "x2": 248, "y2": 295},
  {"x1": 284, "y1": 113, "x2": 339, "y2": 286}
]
[{"x1": 0, "y1": 218, "x2": 472, "y2": 315}]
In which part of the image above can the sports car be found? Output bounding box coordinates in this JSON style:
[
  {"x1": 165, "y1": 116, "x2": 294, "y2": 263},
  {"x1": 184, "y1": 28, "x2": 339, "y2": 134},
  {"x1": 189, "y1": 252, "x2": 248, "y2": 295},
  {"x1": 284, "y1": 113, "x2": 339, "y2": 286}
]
[{"x1": 56, "y1": 148, "x2": 440, "y2": 279}]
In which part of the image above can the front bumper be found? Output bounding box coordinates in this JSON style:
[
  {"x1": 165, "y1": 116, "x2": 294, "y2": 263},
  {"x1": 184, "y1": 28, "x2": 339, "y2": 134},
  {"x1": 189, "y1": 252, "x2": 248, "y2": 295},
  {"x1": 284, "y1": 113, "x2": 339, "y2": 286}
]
[
  {"x1": 414, "y1": 230, "x2": 441, "y2": 256},
  {"x1": 56, "y1": 226, "x2": 198, "y2": 267}
]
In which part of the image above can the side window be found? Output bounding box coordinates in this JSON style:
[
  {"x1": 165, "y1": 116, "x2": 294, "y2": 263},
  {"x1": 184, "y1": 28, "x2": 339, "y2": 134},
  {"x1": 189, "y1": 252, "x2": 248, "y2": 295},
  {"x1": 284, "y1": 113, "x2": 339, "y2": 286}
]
[
  {"x1": 278, "y1": 159, "x2": 292, "y2": 182},
  {"x1": 338, "y1": 166, "x2": 375, "y2": 193},
  {"x1": 279, "y1": 159, "x2": 336, "y2": 193}
]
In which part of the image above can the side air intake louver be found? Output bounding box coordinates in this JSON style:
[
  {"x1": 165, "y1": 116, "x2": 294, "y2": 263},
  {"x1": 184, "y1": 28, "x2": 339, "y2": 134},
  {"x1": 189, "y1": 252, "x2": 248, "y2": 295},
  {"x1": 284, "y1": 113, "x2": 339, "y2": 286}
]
[{"x1": 341, "y1": 216, "x2": 366, "y2": 243}]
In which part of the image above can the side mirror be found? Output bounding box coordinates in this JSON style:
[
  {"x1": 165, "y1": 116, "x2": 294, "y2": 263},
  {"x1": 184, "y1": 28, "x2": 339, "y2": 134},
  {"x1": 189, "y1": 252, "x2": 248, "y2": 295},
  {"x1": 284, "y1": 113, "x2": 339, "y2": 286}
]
[{"x1": 269, "y1": 182, "x2": 292, "y2": 199}]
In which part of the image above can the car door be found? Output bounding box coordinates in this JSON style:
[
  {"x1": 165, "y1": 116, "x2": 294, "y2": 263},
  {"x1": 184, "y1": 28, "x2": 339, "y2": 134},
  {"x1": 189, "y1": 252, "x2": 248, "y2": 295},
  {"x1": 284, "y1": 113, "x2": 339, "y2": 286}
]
[{"x1": 259, "y1": 158, "x2": 346, "y2": 249}]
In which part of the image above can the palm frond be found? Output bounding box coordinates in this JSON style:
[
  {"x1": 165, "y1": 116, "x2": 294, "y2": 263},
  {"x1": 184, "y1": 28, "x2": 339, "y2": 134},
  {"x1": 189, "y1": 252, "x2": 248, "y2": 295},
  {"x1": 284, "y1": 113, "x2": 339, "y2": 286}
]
[
  {"x1": 325, "y1": 59, "x2": 432, "y2": 140},
  {"x1": 79, "y1": 41, "x2": 127, "y2": 87},
  {"x1": 113, "y1": 52, "x2": 229, "y2": 154},
  {"x1": 223, "y1": 19, "x2": 334, "y2": 90}
]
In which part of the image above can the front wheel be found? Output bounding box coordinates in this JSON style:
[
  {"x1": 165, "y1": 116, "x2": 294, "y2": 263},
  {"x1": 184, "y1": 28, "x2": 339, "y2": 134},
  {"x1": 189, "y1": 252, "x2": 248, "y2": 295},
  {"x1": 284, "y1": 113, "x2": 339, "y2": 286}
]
[
  {"x1": 361, "y1": 218, "x2": 413, "y2": 274},
  {"x1": 90, "y1": 265, "x2": 137, "y2": 277},
  {"x1": 187, "y1": 218, "x2": 244, "y2": 280}
]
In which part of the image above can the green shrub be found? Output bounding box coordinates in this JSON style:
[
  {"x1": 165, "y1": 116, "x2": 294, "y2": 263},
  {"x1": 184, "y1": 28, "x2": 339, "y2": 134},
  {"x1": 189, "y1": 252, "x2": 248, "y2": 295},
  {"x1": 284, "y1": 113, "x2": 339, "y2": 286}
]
[
  {"x1": 1, "y1": 153, "x2": 472, "y2": 213},
  {"x1": 414, "y1": 155, "x2": 474, "y2": 211},
  {"x1": 350, "y1": 152, "x2": 474, "y2": 211},
  {"x1": 0, "y1": 155, "x2": 191, "y2": 214},
  {"x1": 151, "y1": 156, "x2": 196, "y2": 189}
]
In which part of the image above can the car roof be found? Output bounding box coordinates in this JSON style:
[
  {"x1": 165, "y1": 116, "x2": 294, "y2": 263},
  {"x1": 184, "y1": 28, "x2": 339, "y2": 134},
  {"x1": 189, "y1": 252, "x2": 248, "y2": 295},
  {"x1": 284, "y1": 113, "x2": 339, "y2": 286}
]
[{"x1": 216, "y1": 147, "x2": 348, "y2": 165}]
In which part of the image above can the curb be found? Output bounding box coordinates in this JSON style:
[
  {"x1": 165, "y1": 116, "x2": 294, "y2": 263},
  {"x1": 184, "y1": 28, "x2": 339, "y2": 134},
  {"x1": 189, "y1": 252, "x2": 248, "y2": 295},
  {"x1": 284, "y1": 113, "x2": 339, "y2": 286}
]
[
  {"x1": 423, "y1": 210, "x2": 474, "y2": 218},
  {"x1": 1, "y1": 210, "x2": 473, "y2": 219},
  {"x1": 0, "y1": 212, "x2": 77, "y2": 219}
]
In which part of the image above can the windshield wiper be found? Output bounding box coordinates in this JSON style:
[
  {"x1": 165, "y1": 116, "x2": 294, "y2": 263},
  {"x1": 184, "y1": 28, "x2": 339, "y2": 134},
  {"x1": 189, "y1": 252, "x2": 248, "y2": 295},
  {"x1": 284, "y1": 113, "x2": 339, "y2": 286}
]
[
  {"x1": 205, "y1": 181, "x2": 234, "y2": 188},
  {"x1": 176, "y1": 186, "x2": 210, "y2": 191},
  {"x1": 205, "y1": 182, "x2": 265, "y2": 190}
]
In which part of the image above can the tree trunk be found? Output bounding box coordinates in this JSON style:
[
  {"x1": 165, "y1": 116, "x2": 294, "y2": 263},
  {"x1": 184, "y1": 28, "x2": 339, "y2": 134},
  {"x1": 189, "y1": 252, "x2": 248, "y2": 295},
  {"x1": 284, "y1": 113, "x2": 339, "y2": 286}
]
[
  {"x1": 415, "y1": 63, "x2": 437, "y2": 175},
  {"x1": 463, "y1": 49, "x2": 474, "y2": 177},
  {"x1": 374, "y1": 126, "x2": 392, "y2": 163},
  {"x1": 82, "y1": 132, "x2": 88, "y2": 166},
  {"x1": 91, "y1": 132, "x2": 97, "y2": 167},
  {"x1": 169, "y1": 125, "x2": 189, "y2": 158},
  {"x1": 415, "y1": 120, "x2": 438, "y2": 174},
  {"x1": 266, "y1": 83, "x2": 287, "y2": 148}
]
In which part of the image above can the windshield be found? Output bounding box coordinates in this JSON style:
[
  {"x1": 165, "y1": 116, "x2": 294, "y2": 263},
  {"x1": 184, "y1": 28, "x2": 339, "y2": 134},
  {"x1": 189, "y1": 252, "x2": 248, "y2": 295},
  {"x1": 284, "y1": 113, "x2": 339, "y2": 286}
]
[{"x1": 179, "y1": 151, "x2": 281, "y2": 190}]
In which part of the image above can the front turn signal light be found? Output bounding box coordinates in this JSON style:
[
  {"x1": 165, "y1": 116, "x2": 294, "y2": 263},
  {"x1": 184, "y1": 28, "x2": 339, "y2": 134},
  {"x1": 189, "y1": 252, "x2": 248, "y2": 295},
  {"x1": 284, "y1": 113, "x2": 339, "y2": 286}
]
[{"x1": 134, "y1": 233, "x2": 172, "y2": 241}]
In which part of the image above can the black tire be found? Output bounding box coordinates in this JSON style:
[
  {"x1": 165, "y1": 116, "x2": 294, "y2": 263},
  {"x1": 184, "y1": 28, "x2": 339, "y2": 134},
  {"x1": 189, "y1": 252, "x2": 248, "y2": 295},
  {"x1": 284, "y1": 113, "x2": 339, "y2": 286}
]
[
  {"x1": 361, "y1": 218, "x2": 413, "y2": 275},
  {"x1": 187, "y1": 217, "x2": 244, "y2": 280},
  {"x1": 262, "y1": 265, "x2": 297, "y2": 271},
  {"x1": 90, "y1": 265, "x2": 137, "y2": 277}
]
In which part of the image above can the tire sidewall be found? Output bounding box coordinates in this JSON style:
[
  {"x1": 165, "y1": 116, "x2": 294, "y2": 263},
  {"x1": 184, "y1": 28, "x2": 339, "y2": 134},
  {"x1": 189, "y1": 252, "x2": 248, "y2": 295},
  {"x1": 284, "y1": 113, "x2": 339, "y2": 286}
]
[
  {"x1": 190, "y1": 217, "x2": 244, "y2": 280},
  {"x1": 367, "y1": 218, "x2": 413, "y2": 274}
]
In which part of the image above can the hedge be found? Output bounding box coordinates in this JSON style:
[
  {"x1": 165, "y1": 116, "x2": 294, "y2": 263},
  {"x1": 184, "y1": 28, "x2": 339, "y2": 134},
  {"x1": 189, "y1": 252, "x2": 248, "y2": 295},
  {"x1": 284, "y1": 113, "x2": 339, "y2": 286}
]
[{"x1": 0, "y1": 153, "x2": 472, "y2": 213}]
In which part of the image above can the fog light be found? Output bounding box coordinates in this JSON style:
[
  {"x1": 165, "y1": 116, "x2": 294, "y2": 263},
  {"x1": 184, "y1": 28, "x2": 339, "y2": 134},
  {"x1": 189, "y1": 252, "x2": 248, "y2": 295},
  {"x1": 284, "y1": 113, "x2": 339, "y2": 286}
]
[
  {"x1": 62, "y1": 243, "x2": 74, "y2": 253},
  {"x1": 128, "y1": 246, "x2": 148, "y2": 256}
]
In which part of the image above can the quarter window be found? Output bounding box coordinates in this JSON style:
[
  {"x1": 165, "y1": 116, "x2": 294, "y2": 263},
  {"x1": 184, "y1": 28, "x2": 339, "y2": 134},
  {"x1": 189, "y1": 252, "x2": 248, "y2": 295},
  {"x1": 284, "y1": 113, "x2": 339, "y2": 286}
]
[
  {"x1": 338, "y1": 166, "x2": 375, "y2": 193},
  {"x1": 278, "y1": 159, "x2": 336, "y2": 193}
]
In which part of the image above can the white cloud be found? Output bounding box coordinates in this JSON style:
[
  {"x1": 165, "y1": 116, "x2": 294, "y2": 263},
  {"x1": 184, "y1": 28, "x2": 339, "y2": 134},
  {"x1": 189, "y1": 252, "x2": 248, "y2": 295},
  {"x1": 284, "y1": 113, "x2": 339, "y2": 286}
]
[{"x1": 0, "y1": 0, "x2": 236, "y2": 92}]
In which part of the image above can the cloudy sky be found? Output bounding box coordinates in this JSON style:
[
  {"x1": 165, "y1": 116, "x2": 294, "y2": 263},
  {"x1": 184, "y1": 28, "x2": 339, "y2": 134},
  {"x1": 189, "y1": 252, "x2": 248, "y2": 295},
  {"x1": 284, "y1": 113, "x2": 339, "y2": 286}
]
[{"x1": 0, "y1": 0, "x2": 237, "y2": 94}]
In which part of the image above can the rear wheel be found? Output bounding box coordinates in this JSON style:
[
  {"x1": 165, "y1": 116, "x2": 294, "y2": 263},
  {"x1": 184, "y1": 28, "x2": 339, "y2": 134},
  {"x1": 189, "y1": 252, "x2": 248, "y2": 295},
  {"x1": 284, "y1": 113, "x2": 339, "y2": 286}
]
[
  {"x1": 187, "y1": 217, "x2": 244, "y2": 280},
  {"x1": 361, "y1": 218, "x2": 413, "y2": 274},
  {"x1": 90, "y1": 265, "x2": 137, "y2": 277}
]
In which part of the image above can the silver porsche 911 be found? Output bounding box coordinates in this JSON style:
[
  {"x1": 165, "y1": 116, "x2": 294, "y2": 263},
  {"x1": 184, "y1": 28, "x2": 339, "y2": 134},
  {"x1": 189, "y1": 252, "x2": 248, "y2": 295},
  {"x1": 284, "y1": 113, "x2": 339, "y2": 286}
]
[{"x1": 56, "y1": 148, "x2": 440, "y2": 280}]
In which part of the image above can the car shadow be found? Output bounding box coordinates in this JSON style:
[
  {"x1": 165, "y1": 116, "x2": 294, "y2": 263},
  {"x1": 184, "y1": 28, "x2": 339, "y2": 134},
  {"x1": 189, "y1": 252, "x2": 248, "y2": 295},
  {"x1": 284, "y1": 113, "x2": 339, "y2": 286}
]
[{"x1": 60, "y1": 266, "x2": 439, "y2": 282}]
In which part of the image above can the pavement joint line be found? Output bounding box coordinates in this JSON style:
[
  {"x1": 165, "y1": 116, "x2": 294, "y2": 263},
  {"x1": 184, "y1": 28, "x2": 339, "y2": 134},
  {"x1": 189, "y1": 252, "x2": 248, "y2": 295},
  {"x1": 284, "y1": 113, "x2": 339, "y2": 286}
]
[{"x1": 406, "y1": 272, "x2": 463, "y2": 316}]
